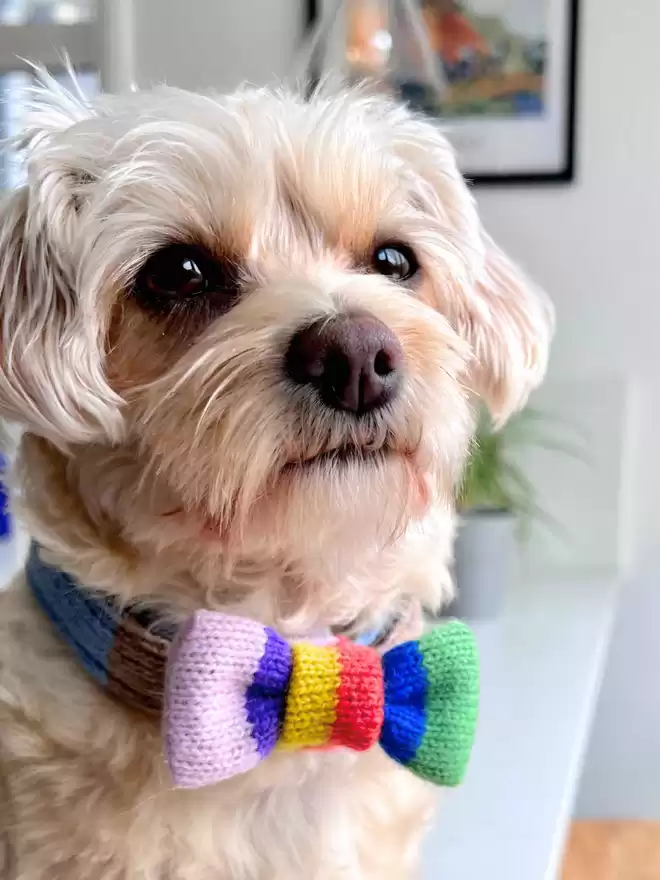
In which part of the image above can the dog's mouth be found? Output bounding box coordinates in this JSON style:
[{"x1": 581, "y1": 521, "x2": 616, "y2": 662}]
[
  {"x1": 283, "y1": 444, "x2": 392, "y2": 471},
  {"x1": 162, "y1": 439, "x2": 423, "y2": 542},
  {"x1": 162, "y1": 445, "x2": 395, "y2": 523}
]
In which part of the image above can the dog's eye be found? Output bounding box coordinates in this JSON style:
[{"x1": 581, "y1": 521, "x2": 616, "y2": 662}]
[
  {"x1": 138, "y1": 245, "x2": 213, "y2": 299},
  {"x1": 371, "y1": 243, "x2": 419, "y2": 282},
  {"x1": 133, "y1": 245, "x2": 240, "y2": 320}
]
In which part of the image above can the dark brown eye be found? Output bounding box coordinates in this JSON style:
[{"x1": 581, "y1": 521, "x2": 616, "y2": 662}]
[
  {"x1": 137, "y1": 245, "x2": 210, "y2": 300},
  {"x1": 133, "y1": 244, "x2": 240, "y2": 319},
  {"x1": 371, "y1": 243, "x2": 419, "y2": 282}
]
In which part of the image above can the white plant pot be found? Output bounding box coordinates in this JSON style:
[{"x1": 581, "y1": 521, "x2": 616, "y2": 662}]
[{"x1": 449, "y1": 510, "x2": 517, "y2": 621}]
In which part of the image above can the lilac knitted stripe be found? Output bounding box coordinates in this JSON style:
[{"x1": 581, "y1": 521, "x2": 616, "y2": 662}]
[
  {"x1": 245, "y1": 628, "x2": 292, "y2": 757},
  {"x1": 164, "y1": 611, "x2": 267, "y2": 788}
]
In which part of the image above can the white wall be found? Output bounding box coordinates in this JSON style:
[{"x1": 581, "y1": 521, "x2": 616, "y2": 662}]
[
  {"x1": 134, "y1": 0, "x2": 303, "y2": 92},
  {"x1": 132, "y1": 0, "x2": 660, "y2": 817}
]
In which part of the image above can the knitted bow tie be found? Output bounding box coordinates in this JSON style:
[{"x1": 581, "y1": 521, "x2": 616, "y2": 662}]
[{"x1": 165, "y1": 611, "x2": 479, "y2": 789}]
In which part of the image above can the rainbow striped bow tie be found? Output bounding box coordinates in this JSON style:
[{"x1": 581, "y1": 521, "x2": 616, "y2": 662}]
[{"x1": 164, "y1": 612, "x2": 479, "y2": 789}]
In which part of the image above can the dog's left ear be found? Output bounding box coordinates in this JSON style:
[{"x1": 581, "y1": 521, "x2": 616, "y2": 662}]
[
  {"x1": 466, "y1": 230, "x2": 554, "y2": 425},
  {"x1": 386, "y1": 108, "x2": 554, "y2": 424}
]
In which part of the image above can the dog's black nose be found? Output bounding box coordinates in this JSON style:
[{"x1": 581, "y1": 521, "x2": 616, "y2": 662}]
[{"x1": 285, "y1": 313, "x2": 403, "y2": 414}]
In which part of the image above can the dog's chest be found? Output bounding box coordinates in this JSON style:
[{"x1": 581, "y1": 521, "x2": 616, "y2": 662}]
[{"x1": 123, "y1": 753, "x2": 366, "y2": 879}]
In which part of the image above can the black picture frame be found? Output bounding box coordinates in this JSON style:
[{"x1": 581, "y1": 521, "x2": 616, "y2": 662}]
[{"x1": 304, "y1": 0, "x2": 579, "y2": 186}]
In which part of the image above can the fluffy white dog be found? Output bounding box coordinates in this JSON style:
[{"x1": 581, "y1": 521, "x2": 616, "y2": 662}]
[{"x1": 0, "y1": 72, "x2": 552, "y2": 878}]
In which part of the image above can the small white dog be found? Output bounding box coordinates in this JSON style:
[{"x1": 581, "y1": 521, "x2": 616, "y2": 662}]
[{"x1": 0, "y1": 72, "x2": 552, "y2": 879}]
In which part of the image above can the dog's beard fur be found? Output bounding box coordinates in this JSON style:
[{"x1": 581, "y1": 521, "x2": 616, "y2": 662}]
[{"x1": 0, "y1": 71, "x2": 553, "y2": 878}]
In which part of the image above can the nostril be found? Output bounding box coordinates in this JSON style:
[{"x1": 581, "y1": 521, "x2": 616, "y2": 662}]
[{"x1": 373, "y1": 349, "x2": 395, "y2": 377}]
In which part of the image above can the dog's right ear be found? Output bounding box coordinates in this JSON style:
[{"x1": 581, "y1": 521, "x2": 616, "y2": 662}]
[{"x1": 0, "y1": 73, "x2": 123, "y2": 448}]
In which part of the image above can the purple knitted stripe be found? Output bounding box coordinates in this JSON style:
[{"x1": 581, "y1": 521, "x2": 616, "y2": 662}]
[{"x1": 245, "y1": 628, "x2": 292, "y2": 757}]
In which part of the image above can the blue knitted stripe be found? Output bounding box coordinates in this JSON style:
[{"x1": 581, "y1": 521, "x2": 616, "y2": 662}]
[
  {"x1": 26, "y1": 544, "x2": 117, "y2": 686},
  {"x1": 380, "y1": 639, "x2": 427, "y2": 766}
]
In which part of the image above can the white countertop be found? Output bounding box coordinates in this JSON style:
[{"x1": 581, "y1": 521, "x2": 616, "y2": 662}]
[{"x1": 422, "y1": 577, "x2": 619, "y2": 880}]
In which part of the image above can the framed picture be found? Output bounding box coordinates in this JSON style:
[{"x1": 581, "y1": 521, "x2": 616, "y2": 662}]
[{"x1": 305, "y1": 0, "x2": 579, "y2": 185}]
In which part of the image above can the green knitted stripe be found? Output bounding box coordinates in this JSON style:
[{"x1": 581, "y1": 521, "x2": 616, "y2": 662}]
[{"x1": 407, "y1": 622, "x2": 479, "y2": 786}]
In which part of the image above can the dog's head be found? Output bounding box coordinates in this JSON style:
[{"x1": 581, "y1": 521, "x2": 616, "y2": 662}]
[{"x1": 0, "y1": 74, "x2": 552, "y2": 611}]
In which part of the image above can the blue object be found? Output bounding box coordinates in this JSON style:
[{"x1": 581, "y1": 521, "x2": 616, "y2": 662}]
[
  {"x1": 26, "y1": 544, "x2": 117, "y2": 685},
  {"x1": 380, "y1": 639, "x2": 428, "y2": 765},
  {"x1": 0, "y1": 453, "x2": 12, "y2": 539}
]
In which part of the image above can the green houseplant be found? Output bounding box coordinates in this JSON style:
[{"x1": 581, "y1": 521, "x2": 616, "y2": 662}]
[
  {"x1": 456, "y1": 408, "x2": 545, "y2": 523},
  {"x1": 450, "y1": 406, "x2": 579, "y2": 619}
]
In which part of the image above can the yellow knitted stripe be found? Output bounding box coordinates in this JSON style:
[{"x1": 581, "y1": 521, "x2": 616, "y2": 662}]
[{"x1": 279, "y1": 643, "x2": 340, "y2": 748}]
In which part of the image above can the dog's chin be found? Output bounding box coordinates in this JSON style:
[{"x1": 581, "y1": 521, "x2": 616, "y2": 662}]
[
  {"x1": 212, "y1": 446, "x2": 433, "y2": 563},
  {"x1": 150, "y1": 442, "x2": 436, "y2": 580}
]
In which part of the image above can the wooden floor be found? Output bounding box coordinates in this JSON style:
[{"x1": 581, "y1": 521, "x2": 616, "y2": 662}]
[{"x1": 562, "y1": 821, "x2": 660, "y2": 879}]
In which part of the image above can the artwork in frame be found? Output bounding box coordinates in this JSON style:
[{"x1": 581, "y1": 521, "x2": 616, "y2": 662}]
[{"x1": 305, "y1": 0, "x2": 579, "y2": 185}]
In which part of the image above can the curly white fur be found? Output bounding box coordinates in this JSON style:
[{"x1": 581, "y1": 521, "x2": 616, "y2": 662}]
[{"x1": 0, "y1": 70, "x2": 552, "y2": 878}]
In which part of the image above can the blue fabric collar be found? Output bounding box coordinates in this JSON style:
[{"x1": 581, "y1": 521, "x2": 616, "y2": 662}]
[{"x1": 26, "y1": 544, "x2": 174, "y2": 712}]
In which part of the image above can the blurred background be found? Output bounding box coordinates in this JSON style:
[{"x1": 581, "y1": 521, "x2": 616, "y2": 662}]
[{"x1": 0, "y1": 1, "x2": 657, "y2": 877}]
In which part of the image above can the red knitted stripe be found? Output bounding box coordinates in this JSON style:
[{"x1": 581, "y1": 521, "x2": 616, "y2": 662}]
[{"x1": 330, "y1": 638, "x2": 384, "y2": 750}]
